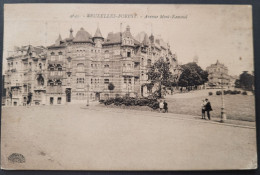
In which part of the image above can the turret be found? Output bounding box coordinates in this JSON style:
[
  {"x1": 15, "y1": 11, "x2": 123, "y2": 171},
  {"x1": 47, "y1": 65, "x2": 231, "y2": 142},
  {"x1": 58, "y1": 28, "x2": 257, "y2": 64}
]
[
  {"x1": 93, "y1": 26, "x2": 104, "y2": 48},
  {"x1": 55, "y1": 34, "x2": 62, "y2": 46}
]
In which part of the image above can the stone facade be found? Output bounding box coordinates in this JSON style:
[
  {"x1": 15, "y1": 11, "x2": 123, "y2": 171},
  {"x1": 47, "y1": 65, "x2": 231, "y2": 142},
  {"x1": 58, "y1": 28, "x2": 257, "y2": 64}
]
[{"x1": 4, "y1": 25, "x2": 179, "y2": 106}]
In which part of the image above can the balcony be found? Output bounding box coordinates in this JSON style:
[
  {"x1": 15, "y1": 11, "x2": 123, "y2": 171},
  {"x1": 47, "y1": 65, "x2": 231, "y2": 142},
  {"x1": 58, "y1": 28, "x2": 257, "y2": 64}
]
[
  {"x1": 11, "y1": 83, "x2": 22, "y2": 87},
  {"x1": 46, "y1": 86, "x2": 63, "y2": 94},
  {"x1": 35, "y1": 69, "x2": 44, "y2": 75},
  {"x1": 48, "y1": 60, "x2": 64, "y2": 65},
  {"x1": 122, "y1": 68, "x2": 133, "y2": 76},
  {"x1": 34, "y1": 85, "x2": 46, "y2": 91}
]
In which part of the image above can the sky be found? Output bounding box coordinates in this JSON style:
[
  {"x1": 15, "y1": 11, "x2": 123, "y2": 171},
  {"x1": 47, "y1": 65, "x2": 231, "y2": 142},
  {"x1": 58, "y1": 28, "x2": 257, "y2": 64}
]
[{"x1": 3, "y1": 4, "x2": 254, "y2": 76}]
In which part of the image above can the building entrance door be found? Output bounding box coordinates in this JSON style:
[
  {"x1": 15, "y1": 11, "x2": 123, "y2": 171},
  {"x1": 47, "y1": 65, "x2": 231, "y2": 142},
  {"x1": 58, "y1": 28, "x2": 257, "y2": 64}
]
[
  {"x1": 95, "y1": 93, "x2": 100, "y2": 101},
  {"x1": 50, "y1": 97, "x2": 54, "y2": 105}
]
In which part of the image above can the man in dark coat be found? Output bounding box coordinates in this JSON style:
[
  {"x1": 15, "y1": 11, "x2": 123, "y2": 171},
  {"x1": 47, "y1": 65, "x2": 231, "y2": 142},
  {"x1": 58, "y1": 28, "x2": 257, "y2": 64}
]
[{"x1": 205, "y1": 98, "x2": 212, "y2": 120}]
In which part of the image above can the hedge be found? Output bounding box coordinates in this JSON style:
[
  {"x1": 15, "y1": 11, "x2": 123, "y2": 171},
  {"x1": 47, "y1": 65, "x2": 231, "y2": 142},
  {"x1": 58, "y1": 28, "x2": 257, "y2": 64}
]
[{"x1": 100, "y1": 97, "x2": 159, "y2": 110}]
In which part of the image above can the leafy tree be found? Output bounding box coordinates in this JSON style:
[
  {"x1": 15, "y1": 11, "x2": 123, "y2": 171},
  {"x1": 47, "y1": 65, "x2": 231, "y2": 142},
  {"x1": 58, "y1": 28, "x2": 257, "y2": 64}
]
[
  {"x1": 146, "y1": 58, "x2": 175, "y2": 98},
  {"x1": 237, "y1": 71, "x2": 254, "y2": 91},
  {"x1": 178, "y1": 62, "x2": 208, "y2": 88},
  {"x1": 108, "y1": 82, "x2": 115, "y2": 91}
]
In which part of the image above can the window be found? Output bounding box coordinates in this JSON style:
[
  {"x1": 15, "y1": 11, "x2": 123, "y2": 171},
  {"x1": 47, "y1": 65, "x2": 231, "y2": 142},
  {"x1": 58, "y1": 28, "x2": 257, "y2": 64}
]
[
  {"x1": 124, "y1": 77, "x2": 127, "y2": 84},
  {"x1": 128, "y1": 78, "x2": 132, "y2": 84},
  {"x1": 77, "y1": 63, "x2": 84, "y2": 72},
  {"x1": 105, "y1": 50, "x2": 109, "y2": 59},
  {"x1": 127, "y1": 51, "x2": 131, "y2": 57},
  {"x1": 49, "y1": 80, "x2": 54, "y2": 86},
  {"x1": 91, "y1": 78, "x2": 93, "y2": 84},
  {"x1": 50, "y1": 97, "x2": 54, "y2": 105},
  {"x1": 77, "y1": 78, "x2": 84, "y2": 84},
  {"x1": 147, "y1": 59, "x2": 152, "y2": 67},
  {"x1": 57, "y1": 97, "x2": 62, "y2": 104},
  {"x1": 39, "y1": 63, "x2": 42, "y2": 69},
  {"x1": 104, "y1": 79, "x2": 109, "y2": 84},
  {"x1": 58, "y1": 66, "x2": 62, "y2": 71}
]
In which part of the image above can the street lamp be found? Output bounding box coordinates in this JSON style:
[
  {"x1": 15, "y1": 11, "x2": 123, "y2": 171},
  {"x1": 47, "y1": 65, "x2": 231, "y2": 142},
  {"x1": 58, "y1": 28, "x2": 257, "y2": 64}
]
[
  {"x1": 221, "y1": 73, "x2": 226, "y2": 122},
  {"x1": 86, "y1": 84, "x2": 89, "y2": 106}
]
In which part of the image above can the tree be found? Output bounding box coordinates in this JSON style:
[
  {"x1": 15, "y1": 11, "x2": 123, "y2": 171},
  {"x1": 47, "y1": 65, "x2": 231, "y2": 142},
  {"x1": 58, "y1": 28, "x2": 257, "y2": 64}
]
[
  {"x1": 147, "y1": 58, "x2": 175, "y2": 98},
  {"x1": 108, "y1": 82, "x2": 115, "y2": 91},
  {"x1": 178, "y1": 62, "x2": 208, "y2": 88},
  {"x1": 237, "y1": 71, "x2": 254, "y2": 91},
  {"x1": 108, "y1": 83, "x2": 115, "y2": 98}
]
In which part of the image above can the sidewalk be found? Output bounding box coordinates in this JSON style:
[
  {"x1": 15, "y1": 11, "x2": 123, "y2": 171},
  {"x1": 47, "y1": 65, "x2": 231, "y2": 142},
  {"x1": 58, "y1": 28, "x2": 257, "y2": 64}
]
[{"x1": 81, "y1": 104, "x2": 256, "y2": 129}]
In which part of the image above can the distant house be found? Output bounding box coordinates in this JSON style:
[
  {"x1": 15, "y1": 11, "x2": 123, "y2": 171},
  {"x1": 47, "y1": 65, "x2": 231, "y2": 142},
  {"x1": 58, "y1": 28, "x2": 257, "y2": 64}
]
[{"x1": 206, "y1": 60, "x2": 231, "y2": 87}]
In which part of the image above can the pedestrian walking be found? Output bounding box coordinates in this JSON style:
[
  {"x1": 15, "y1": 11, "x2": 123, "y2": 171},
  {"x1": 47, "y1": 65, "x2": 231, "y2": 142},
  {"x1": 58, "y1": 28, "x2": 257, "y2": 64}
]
[
  {"x1": 205, "y1": 98, "x2": 213, "y2": 120},
  {"x1": 163, "y1": 100, "x2": 168, "y2": 113},
  {"x1": 159, "y1": 100, "x2": 164, "y2": 113},
  {"x1": 201, "y1": 100, "x2": 206, "y2": 119}
]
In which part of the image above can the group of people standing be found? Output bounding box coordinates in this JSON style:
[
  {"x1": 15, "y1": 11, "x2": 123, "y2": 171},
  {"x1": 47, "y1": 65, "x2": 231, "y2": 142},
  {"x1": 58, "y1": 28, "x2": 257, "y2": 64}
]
[
  {"x1": 201, "y1": 98, "x2": 213, "y2": 120},
  {"x1": 158, "y1": 98, "x2": 212, "y2": 119},
  {"x1": 159, "y1": 100, "x2": 168, "y2": 113}
]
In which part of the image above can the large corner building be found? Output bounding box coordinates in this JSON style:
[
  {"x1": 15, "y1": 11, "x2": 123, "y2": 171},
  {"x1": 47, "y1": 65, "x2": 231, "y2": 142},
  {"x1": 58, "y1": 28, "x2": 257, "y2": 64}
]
[{"x1": 4, "y1": 25, "x2": 180, "y2": 106}]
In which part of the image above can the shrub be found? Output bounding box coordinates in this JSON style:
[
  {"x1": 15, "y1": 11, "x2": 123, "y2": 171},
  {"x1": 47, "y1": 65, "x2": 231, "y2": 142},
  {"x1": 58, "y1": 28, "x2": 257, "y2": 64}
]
[
  {"x1": 99, "y1": 97, "x2": 159, "y2": 109},
  {"x1": 242, "y1": 91, "x2": 247, "y2": 95},
  {"x1": 208, "y1": 92, "x2": 213, "y2": 96},
  {"x1": 216, "y1": 91, "x2": 222, "y2": 95}
]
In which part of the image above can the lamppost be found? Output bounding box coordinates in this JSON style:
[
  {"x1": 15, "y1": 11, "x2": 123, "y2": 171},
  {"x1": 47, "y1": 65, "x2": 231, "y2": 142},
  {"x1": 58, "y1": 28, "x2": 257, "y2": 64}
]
[
  {"x1": 221, "y1": 73, "x2": 226, "y2": 122},
  {"x1": 86, "y1": 84, "x2": 89, "y2": 106}
]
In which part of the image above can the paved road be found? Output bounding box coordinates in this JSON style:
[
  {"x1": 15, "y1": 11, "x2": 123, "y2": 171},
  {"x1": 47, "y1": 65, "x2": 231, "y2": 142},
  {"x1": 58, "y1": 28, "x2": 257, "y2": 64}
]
[{"x1": 1, "y1": 104, "x2": 257, "y2": 170}]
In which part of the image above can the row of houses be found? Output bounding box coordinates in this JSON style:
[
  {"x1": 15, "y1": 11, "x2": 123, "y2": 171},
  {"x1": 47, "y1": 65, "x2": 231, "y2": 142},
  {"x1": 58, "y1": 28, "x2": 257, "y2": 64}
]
[{"x1": 3, "y1": 25, "x2": 181, "y2": 106}]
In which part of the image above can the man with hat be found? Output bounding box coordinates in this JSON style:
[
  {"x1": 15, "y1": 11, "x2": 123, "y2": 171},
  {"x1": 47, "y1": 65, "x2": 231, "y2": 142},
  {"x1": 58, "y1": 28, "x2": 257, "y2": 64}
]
[{"x1": 205, "y1": 98, "x2": 213, "y2": 120}]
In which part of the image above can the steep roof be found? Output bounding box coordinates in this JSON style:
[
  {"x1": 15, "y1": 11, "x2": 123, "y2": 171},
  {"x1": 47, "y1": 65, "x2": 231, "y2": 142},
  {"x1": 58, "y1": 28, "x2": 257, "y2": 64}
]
[
  {"x1": 94, "y1": 27, "x2": 103, "y2": 38},
  {"x1": 73, "y1": 27, "x2": 93, "y2": 43},
  {"x1": 104, "y1": 32, "x2": 121, "y2": 45}
]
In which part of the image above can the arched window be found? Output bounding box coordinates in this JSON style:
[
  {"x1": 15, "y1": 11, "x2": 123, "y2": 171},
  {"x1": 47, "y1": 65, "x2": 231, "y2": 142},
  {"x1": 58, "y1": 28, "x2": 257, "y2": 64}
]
[
  {"x1": 105, "y1": 50, "x2": 109, "y2": 59},
  {"x1": 104, "y1": 64, "x2": 109, "y2": 74},
  {"x1": 58, "y1": 52, "x2": 63, "y2": 61},
  {"x1": 77, "y1": 63, "x2": 84, "y2": 72},
  {"x1": 50, "y1": 52, "x2": 55, "y2": 61},
  {"x1": 57, "y1": 64, "x2": 62, "y2": 71},
  {"x1": 147, "y1": 59, "x2": 152, "y2": 67}
]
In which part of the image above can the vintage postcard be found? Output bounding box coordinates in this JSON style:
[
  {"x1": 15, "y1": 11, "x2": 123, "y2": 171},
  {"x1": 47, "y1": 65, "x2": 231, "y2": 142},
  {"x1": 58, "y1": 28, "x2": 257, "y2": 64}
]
[{"x1": 1, "y1": 4, "x2": 256, "y2": 170}]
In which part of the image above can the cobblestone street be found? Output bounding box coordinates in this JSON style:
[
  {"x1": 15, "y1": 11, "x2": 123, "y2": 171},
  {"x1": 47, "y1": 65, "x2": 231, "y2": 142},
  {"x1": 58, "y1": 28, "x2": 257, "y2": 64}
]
[{"x1": 1, "y1": 104, "x2": 257, "y2": 170}]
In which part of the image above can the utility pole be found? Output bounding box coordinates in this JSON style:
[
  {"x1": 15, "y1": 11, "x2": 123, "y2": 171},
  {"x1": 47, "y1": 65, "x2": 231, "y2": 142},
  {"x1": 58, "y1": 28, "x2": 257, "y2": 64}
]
[{"x1": 221, "y1": 73, "x2": 226, "y2": 122}]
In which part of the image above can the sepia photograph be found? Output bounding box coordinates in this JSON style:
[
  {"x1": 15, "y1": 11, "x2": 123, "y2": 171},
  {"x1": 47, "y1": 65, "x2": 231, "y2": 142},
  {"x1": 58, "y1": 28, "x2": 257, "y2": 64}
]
[{"x1": 1, "y1": 3, "x2": 257, "y2": 170}]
